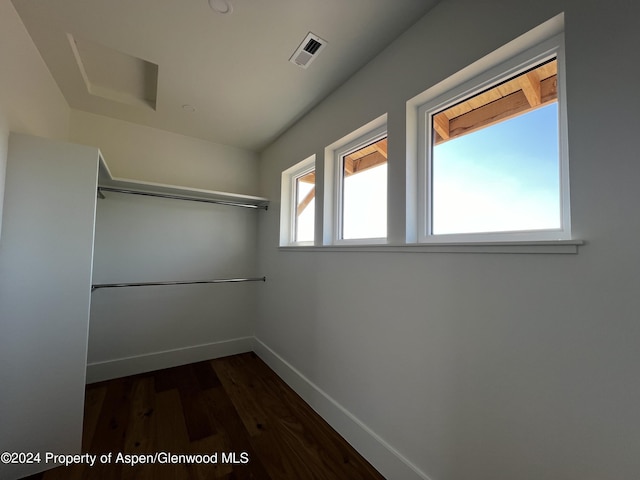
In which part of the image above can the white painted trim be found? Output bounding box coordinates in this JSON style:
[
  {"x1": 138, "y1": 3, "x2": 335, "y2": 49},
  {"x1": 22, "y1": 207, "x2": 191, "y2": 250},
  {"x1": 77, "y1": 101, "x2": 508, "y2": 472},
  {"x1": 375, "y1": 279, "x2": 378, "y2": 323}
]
[
  {"x1": 280, "y1": 155, "x2": 316, "y2": 246},
  {"x1": 86, "y1": 336, "x2": 253, "y2": 383},
  {"x1": 253, "y1": 337, "x2": 433, "y2": 480},
  {"x1": 279, "y1": 239, "x2": 582, "y2": 254}
]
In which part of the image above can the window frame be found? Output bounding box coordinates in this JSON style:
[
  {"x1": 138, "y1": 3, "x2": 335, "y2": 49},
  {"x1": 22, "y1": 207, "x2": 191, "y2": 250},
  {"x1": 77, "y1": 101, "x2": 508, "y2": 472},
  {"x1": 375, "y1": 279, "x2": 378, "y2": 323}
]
[
  {"x1": 332, "y1": 124, "x2": 388, "y2": 245},
  {"x1": 416, "y1": 34, "x2": 571, "y2": 244},
  {"x1": 280, "y1": 155, "x2": 316, "y2": 246}
]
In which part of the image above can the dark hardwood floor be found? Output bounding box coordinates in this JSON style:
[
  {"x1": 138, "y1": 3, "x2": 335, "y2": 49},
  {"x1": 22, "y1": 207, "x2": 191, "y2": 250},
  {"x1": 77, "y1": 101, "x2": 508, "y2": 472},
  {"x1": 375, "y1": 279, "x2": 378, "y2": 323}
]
[{"x1": 23, "y1": 352, "x2": 384, "y2": 480}]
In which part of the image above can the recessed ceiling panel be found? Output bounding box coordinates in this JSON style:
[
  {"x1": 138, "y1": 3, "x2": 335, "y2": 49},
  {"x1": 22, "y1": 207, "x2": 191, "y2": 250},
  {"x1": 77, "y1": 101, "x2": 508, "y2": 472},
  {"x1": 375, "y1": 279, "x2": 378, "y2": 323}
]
[{"x1": 68, "y1": 34, "x2": 158, "y2": 110}]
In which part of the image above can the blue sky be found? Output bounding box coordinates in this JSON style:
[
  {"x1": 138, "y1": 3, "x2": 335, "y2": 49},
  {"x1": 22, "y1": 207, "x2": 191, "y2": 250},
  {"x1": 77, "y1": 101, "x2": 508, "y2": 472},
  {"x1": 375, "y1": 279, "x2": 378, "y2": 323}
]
[{"x1": 432, "y1": 103, "x2": 560, "y2": 234}]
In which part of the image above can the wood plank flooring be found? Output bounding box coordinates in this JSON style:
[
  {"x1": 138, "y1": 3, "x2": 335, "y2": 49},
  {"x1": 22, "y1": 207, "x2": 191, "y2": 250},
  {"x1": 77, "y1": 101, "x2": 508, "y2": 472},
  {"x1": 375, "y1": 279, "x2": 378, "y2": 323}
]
[{"x1": 23, "y1": 352, "x2": 385, "y2": 480}]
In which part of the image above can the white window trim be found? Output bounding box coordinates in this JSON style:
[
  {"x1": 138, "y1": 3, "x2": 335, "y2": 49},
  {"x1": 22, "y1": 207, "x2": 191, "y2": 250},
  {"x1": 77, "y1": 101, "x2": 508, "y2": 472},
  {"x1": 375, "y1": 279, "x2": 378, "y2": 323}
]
[
  {"x1": 280, "y1": 155, "x2": 315, "y2": 246},
  {"x1": 416, "y1": 33, "x2": 571, "y2": 244},
  {"x1": 280, "y1": 239, "x2": 582, "y2": 255},
  {"x1": 331, "y1": 124, "x2": 388, "y2": 245}
]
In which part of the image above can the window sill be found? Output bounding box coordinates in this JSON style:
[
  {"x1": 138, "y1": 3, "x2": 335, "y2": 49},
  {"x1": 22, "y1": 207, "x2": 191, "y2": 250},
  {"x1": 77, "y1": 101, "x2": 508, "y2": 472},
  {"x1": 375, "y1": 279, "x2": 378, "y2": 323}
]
[{"x1": 279, "y1": 240, "x2": 583, "y2": 254}]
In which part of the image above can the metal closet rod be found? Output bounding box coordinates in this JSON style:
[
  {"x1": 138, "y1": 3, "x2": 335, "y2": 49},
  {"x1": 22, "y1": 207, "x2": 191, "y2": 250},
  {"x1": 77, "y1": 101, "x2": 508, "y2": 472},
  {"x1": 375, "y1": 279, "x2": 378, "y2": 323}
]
[
  {"x1": 92, "y1": 276, "x2": 266, "y2": 291},
  {"x1": 97, "y1": 186, "x2": 268, "y2": 210}
]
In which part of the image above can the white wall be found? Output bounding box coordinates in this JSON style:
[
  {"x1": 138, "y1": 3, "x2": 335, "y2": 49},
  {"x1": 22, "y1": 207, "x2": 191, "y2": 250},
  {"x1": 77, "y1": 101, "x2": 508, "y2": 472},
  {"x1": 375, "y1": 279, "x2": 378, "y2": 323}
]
[
  {"x1": 256, "y1": 1, "x2": 640, "y2": 479},
  {"x1": 68, "y1": 112, "x2": 263, "y2": 382},
  {"x1": 0, "y1": 0, "x2": 70, "y2": 238},
  {"x1": 0, "y1": 134, "x2": 99, "y2": 480},
  {"x1": 87, "y1": 191, "x2": 261, "y2": 381}
]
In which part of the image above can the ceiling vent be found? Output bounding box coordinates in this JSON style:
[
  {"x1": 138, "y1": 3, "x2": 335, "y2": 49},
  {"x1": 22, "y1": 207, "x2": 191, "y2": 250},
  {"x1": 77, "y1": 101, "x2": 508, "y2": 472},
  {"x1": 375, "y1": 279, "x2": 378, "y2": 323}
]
[{"x1": 289, "y1": 32, "x2": 327, "y2": 69}]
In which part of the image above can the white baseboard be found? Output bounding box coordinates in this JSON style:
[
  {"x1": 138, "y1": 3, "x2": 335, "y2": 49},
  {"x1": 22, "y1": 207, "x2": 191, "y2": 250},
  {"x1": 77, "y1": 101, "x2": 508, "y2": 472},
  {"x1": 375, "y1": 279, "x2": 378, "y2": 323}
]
[
  {"x1": 86, "y1": 336, "x2": 253, "y2": 384},
  {"x1": 253, "y1": 337, "x2": 432, "y2": 480}
]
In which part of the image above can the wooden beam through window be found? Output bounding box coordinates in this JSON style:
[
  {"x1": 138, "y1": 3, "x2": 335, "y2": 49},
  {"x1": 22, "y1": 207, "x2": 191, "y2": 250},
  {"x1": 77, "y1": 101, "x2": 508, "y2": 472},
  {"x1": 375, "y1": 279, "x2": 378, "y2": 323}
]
[
  {"x1": 296, "y1": 170, "x2": 315, "y2": 216},
  {"x1": 520, "y1": 70, "x2": 541, "y2": 107},
  {"x1": 434, "y1": 59, "x2": 557, "y2": 145},
  {"x1": 298, "y1": 171, "x2": 315, "y2": 183},
  {"x1": 343, "y1": 137, "x2": 388, "y2": 177},
  {"x1": 296, "y1": 186, "x2": 315, "y2": 216},
  {"x1": 433, "y1": 113, "x2": 450, "y2": 140},
  {"x1": 351, "y1": 151, "x2": 386, "y2": 176},
  {"x1": 373, "y1": 138, "x2": 388, "y2": 158}
]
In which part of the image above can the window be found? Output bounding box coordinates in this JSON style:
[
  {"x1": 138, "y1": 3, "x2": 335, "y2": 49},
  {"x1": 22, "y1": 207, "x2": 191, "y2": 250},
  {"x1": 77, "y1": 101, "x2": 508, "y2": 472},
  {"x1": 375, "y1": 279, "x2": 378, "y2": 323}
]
[
  {"x1": 294, "y1": 169, "x2": 315, "y2": 242},
  {"x1": 280, "y1": 156, "x2": 315, "y2": 246},
  {"x1": 417, "y1": 35, "x2": 570, "y2": 242},
  {"x1": 333, "y1": 125, "x2": 387, "y2": 243}
]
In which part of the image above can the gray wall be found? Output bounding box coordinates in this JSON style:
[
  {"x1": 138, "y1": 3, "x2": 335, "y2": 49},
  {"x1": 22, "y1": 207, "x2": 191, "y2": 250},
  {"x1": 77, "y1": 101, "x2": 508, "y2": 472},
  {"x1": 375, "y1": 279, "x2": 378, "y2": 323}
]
[
  {"x1": 0, "y1": 0, "x2": 70, "y2": 239},
  {"x1": 257, "y1": 1, "x2": 640, "y2": 479},
  {"x1": 69, "y1": 110, "x2": 260, "y2": 195}
]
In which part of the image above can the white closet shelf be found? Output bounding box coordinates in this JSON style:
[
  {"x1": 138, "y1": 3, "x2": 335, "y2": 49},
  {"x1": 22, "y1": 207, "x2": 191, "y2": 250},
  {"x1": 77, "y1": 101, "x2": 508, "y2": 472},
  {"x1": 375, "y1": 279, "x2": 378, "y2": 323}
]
[{"x1": 98, "y1": 155, "x2": 269, "y2": 209}]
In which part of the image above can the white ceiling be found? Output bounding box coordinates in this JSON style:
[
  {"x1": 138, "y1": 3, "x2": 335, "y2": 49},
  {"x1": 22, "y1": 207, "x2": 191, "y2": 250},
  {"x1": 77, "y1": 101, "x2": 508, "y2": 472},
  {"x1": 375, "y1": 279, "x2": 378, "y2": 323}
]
[{"x1": 12, "y1": 0, "x2": 439, "y2": 152}]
